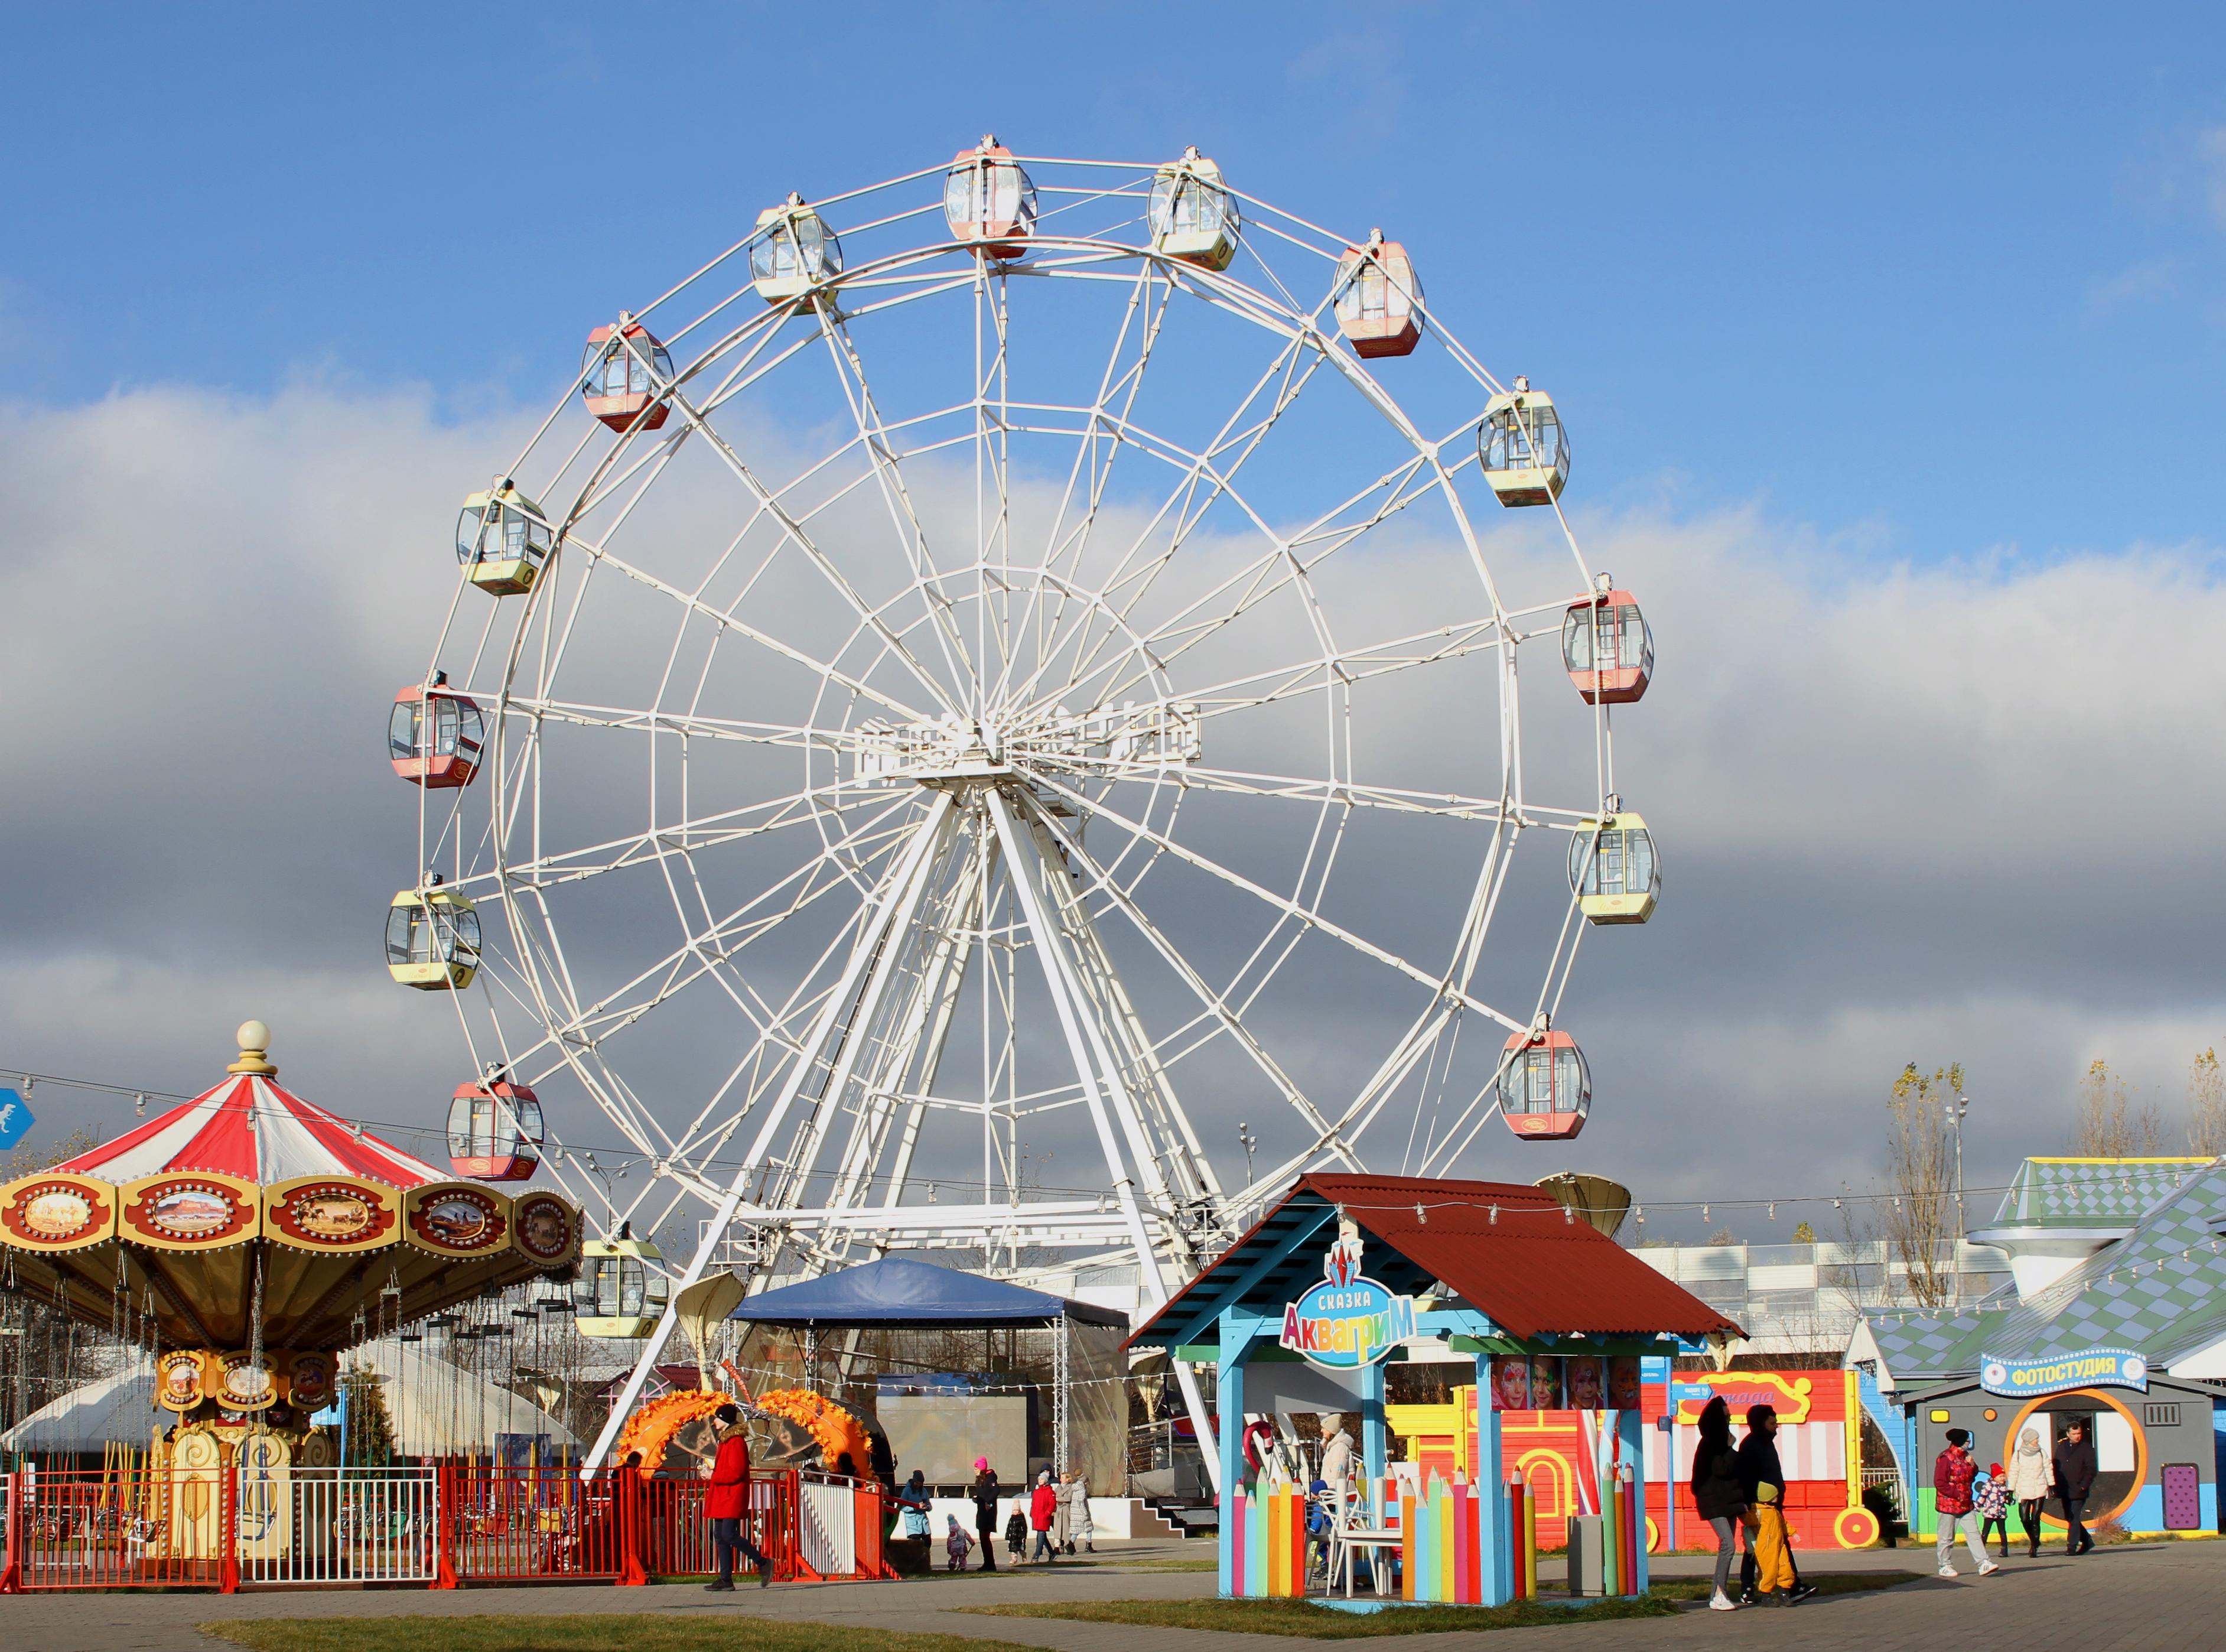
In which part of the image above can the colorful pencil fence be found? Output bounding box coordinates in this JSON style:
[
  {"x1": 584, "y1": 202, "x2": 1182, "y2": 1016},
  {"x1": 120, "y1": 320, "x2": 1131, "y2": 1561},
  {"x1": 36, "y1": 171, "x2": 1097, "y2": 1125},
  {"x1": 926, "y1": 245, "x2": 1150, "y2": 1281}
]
[
  {"x1": 1229, "y1": 1478, "x2": 1308, "y2": 1598},
  {"x1": 1395, "y1": 1475, "x2": 1485, "y2": 1604}
]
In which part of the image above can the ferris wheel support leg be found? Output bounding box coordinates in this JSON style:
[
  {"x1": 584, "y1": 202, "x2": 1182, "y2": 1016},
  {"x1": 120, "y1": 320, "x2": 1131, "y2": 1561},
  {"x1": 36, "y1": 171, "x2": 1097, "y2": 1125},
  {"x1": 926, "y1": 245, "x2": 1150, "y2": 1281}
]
[
  {"x1": 981, "y1": 785, "x2": 1221, "y2": 1493},
  {"x1": 579, "y1": 795, "x2": 959, "y2": 1474}
]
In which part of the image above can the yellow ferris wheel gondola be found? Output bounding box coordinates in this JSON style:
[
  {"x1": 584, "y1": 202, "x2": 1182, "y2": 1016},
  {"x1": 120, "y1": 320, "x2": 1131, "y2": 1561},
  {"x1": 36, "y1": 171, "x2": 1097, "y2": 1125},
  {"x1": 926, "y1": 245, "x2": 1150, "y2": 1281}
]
[
  {"x1": 456, "y1": 482, "x2": 554, "y2": 597},
  {"x1": 1567, "y1": 806, "x2": 1658, "y2": 925},
  {"x1": 1478, "y1": 378, "x2": 1568, "y2": 507},
  {"x1": 1148, "y1": 146, "x2": 1241, "y2": 272},
  {"x1": 385, "y1": 880, "x2": 480, "y2": 990},
  {"x1": 750, "y1": 193, "x2": 845, "y2": 304},
  {"x1": 572, "y1": 1228, "x2": 669, "y2": 1338}
]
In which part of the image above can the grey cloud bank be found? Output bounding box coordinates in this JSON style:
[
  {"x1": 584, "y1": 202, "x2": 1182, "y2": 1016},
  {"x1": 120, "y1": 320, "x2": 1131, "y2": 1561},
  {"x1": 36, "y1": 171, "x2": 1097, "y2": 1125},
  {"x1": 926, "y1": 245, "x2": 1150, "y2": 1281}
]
[{"x1": 0, "y1": 385, "x2": 2218, "y2": 1243}]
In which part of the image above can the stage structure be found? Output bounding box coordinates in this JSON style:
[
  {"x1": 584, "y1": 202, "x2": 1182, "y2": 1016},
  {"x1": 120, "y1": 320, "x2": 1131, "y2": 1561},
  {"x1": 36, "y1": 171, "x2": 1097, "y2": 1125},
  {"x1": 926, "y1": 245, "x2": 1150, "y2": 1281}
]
[{"x1": 387, "y1": 142, "x2": 1662, "y2": 1473}]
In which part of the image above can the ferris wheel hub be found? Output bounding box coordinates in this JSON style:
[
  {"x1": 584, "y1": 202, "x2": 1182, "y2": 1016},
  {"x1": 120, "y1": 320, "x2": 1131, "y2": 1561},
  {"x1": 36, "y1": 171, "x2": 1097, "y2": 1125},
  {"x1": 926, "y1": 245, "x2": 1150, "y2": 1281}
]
[{"x1": 852, "y1": 700, "x2": 1203, "y2": 788}]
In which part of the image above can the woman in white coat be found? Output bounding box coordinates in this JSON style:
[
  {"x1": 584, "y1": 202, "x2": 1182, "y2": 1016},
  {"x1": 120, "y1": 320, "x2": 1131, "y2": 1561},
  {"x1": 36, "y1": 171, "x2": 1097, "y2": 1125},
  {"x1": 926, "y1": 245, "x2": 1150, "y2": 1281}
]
[
  {"x1": 1061, "y1": 1470, "x2": 1094, "y2": 1553},
  {"x1": 2004, "y1": 1426, "x2": 2052, "y2": 1558}
]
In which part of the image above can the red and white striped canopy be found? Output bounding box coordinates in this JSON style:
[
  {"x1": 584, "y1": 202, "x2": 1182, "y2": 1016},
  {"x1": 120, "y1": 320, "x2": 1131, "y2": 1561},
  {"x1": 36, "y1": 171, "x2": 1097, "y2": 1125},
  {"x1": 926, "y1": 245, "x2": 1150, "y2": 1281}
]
[{"x1": 58, "y1": 1072, "x2": 445, "y2": 1189}]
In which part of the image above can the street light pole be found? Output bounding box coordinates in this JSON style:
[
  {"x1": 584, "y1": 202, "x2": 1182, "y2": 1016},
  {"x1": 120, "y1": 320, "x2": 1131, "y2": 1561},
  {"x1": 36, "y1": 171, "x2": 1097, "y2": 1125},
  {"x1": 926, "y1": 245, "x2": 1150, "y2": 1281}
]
[{"x1": 1952, "y1": 1093, "x2": 1971, "y2": 1309}]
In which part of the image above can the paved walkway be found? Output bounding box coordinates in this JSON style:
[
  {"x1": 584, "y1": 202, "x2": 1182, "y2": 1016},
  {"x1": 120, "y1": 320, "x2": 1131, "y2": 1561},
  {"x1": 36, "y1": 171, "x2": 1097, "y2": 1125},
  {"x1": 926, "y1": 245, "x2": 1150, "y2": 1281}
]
[{"x1": 2, "y1": 1538, "x2": 2218, "y2": 1652}]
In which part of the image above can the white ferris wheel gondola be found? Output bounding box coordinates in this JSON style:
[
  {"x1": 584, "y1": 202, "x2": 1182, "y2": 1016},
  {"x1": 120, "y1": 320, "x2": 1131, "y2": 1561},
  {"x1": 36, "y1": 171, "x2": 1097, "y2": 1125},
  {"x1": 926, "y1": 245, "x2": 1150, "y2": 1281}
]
[{"x1": 386, "y1": 143, "x2": 1658, "y2": 1472}]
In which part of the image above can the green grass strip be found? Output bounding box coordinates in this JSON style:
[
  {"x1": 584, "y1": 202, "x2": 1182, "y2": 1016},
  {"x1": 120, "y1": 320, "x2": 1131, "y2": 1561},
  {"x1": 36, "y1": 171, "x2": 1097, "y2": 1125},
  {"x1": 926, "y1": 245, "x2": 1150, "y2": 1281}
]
[
  {"x1": 202, "y1": 1616, "x2": 1042, "y2": 1652},
  {"x1": 964, "y1": 1596, "x2": 1675, "y2": 1638}
]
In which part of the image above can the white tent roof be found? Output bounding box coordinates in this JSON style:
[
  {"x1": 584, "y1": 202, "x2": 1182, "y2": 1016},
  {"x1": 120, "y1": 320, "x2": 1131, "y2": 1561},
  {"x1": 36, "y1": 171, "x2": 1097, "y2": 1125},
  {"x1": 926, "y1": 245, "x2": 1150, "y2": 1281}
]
[
  {"x1": 0, "y1": 1365, "x2": 167, "y2": 1453},
  {"x1": 2, "y1": 1345, "x2": 577, "y2": 1459},
  {"x1": 348, "y1": 1338, "x2": 580, "y2": 1458}
]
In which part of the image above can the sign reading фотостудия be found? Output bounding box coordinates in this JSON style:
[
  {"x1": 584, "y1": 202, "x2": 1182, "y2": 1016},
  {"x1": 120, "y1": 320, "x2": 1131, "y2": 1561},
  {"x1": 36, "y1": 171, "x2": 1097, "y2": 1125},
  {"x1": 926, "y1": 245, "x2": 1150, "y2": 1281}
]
[
  {"x1": 1280, "y1": 1224, "x2": 1417, "y2": 1370},
  {"x1": 0, "y1": 1088, "x2": 35, "y2": 1152},
  {"x1": 1980, "y1": 1348, "x2": 2148, "y2": 1398}
]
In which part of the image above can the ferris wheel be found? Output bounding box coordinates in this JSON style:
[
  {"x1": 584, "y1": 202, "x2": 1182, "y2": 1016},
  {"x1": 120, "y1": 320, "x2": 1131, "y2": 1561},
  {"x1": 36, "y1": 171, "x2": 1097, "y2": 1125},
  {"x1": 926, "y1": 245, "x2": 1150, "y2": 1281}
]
[{"x1": 386, "y1": 139, "x2": 1660, "y2": 1465}]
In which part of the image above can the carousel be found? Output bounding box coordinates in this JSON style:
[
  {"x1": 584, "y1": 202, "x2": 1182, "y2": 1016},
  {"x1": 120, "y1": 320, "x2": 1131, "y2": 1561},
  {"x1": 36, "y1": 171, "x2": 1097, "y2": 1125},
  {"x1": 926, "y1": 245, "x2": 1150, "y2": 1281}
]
[{"x1": 0, "y1": 1022, "x2": 581, "y2": 1562}]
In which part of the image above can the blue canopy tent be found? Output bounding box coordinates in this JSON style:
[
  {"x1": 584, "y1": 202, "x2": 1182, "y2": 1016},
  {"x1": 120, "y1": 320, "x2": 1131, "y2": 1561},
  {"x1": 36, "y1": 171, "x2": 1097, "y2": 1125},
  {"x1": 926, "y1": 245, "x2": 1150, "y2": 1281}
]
[
  {"x1": 729, "y1": 1258, "x2": 1129, "y2": 1490},
  {"x1": 727, "y1": 1256, "x2": 1127, "y2": 1329}
]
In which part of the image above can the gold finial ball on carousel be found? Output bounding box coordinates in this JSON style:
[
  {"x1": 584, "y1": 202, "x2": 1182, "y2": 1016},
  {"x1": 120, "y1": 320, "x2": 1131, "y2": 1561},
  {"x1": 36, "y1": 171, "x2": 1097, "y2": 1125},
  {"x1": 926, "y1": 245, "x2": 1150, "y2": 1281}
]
[{"x1": 229, "y1": 1020, "x2": 275, "y2": 1077}]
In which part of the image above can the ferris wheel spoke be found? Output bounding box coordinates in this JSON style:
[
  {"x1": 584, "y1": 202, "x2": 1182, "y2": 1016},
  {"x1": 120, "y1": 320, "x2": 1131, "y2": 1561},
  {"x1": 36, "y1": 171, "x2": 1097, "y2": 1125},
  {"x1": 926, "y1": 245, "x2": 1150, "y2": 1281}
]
[
  {"x1": 814, "y1": 309, "x2": 980, "y2": 701},
  {"x1": 994, "y1": 263, "x2": 1169, "y2": 708},
  {"x1": 1020, "y1": 336, "x2": 1324, "y2": 710},
  {"x1": 1102, "y1": 447, "x2": 1450, "y2": 706},
  {"x1": 502, "y1": 697, "x2": 876, "y2": 754},
  {"x1": 1026, "y1": 798, "x2": 1359, "y2": 1166},
  {"x1": 1035, "y1": 772, "x2": 1522, "y2": 1033},
  {"x1": 549, "y1": 530, "x2": 938, "y2": 726},
  {"x1": 1078, "y1": 762, "x2": 1516, "y2": 825},
  {"x1": 649, "y1": 383, "x2": 967, "y2": 718}
]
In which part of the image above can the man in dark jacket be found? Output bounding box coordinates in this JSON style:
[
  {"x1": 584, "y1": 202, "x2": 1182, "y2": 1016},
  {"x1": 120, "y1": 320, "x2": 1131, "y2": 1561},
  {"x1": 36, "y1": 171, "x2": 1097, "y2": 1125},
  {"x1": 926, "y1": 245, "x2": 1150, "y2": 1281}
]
[
  {"x1": 705, "y1": 1403, "x2": 774, "y2": 1591},
  {"x1": 2052, "y1": 1420, "x2": 2098, "y2": 1556}
]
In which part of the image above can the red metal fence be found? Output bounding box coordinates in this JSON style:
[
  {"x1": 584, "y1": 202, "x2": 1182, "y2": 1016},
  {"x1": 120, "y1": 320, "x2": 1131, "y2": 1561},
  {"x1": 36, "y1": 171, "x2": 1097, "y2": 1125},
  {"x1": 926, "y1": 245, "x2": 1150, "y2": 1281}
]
[
  {"x1": 1, "y1": 1462, "x2": 847, "y2": 1594},
  {"x1": 2, "y1": 1465, "x2": 236, "y2": 1592}
]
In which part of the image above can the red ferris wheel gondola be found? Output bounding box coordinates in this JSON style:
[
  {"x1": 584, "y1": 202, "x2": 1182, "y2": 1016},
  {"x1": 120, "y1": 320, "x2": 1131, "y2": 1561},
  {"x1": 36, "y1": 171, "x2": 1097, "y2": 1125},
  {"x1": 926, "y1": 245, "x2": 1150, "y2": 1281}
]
[
  {"x1": 580, "y1": 317, "x2": 676, "y2": 433},
  {"x1": 388, "y1": 672, "x2": 484, "y2": 788},
  {"x1": 1562, "y1": 582, "x2": 1652, "y2": 706},
  {"x1": 447, "y1": 1077, "x2": 543, "y2": 1183},
  {"x1": 1499, "y1": 1025, "x2": 1590, "y2": 1142}
]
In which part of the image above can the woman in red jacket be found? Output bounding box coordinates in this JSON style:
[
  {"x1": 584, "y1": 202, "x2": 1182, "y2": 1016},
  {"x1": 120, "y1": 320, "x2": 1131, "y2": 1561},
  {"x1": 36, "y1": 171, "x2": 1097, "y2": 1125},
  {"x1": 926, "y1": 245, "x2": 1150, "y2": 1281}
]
[
  {"x1": 1029, "y1": 1468, "x2": 1060, "y2": 1563},
  {"x1": 705, "y1": 1403, "x2": 773, "y2": 1591}
]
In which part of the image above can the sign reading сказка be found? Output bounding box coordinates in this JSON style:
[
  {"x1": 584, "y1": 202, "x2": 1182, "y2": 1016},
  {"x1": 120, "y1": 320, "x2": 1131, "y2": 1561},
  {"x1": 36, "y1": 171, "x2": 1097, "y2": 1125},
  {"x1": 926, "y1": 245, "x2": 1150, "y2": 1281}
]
[
  {"x1": 1280, "y1": 1225, "x2": 1418, "y2": 1371},
  {"x1": 1980, "y1": 1347, "x2": 2148, "y2": 1398}
]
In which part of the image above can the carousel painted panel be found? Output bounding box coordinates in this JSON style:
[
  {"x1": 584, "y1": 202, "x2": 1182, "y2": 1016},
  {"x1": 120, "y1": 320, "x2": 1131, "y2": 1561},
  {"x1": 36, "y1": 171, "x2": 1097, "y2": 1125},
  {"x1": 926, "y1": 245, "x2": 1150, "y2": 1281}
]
[
  {"x1": 403, "y1": 1181, "x2": 512, "y2": 1257},
  {"x1": 117, "y1": 1170, "x2": 262, "y2": 1250},
  {"x1": 511, "y1": 1189, "x2": 581, "y2": 1269},
  {"x1": 0, "y1": 1170, "x2": 118, "y2": 1250},
  {"x1": 263, "y1": 1175, "x2": 402, "y2": 1251}
]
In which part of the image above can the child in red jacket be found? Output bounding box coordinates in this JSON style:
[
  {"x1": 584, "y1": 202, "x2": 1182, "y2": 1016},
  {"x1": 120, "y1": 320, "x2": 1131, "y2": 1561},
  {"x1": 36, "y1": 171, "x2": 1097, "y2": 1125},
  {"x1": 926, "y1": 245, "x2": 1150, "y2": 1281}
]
[
  {"x1": 1029, "y1": 1468, "x2": 1060, "y2": 1563},
  {"x1": 1932, "y1": 1428, "x2": 1999, "y2": 1579}
]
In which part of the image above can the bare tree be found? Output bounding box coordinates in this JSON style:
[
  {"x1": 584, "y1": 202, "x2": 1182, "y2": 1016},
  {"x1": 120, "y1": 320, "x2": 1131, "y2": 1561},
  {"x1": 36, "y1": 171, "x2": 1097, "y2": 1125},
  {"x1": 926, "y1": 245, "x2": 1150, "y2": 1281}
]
[
  {"x1": 1885, "y1": 1062, "x2": 1960, "y2": 1309},
  {"x1": 2190, "y1": 1049, "x2": 2226, "y2": 1157},
  {"x1": 2072, "y1": 1059, "x2": 2162, "y2": 1156}
]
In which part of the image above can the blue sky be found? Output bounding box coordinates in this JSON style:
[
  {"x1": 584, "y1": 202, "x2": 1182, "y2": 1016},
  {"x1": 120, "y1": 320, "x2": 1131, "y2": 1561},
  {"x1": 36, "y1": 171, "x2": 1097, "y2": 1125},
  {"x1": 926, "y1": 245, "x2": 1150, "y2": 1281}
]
[{"x1": 8, "y1": 3, "x2": 2224, "y2": 562}]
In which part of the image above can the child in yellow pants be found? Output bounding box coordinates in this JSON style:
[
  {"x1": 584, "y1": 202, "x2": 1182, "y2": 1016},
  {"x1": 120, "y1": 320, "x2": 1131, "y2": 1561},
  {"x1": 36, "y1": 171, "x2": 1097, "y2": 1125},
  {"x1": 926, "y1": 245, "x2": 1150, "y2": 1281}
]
[{"x1": 1752, "y1": 1483, "x2": 1795, "y2": 1598}]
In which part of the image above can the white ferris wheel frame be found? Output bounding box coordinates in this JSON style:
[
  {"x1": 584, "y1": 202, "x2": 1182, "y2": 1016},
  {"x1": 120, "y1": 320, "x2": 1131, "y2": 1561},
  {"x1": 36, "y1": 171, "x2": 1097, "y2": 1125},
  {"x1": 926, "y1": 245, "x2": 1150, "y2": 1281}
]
[{"x1": 400, "y1": 150, "x2": 1635, "y2": 1474}]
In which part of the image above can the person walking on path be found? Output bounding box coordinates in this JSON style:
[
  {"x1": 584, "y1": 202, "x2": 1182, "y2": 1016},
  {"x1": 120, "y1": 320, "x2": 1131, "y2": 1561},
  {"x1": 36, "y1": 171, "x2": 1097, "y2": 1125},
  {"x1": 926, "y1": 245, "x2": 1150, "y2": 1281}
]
[
  {"x1": 1975, "y1": 1461, "x2": 2012, "y2": 1557},
  {"x1": 1050, "y1": 1468, "x2": 1072, "y2": 1553},
  {"x1": 1934, "y1": 1428, "x2": 1999, "y2": 1578},
  {"x1": 1736, "y1": 1404, "x2": 1801, "y2": 1605},
  {"x1": 703, "y1": 1403, "x2": 774, "y2": 1592},
  {"x1": 1004, "y1": 1500, "x2": 1028, "y2": 1565},
  {"x1": 2005, "y1": 1427, "x2": 2051, "y2": 1558},
  {"x1": 968, "y1": 1457, "x2": 1001, "y2": 1572},
  {"x1": 1060, "y1": 1469, "x2": 1094, "y2": 1554},
  {"x1": 2052, "y1": 1422, "x2": 2097, "y2": 1556},
  {"x1": 1029, "y1": 1467, "x2": 1060, "y2": 1562},
  {"x1": 944, "y1": 1513, "x2": 973, "y2": 1572},
  {"x1": 1690, "y1": 1396, "x2": 1749, "y2": 1611}
]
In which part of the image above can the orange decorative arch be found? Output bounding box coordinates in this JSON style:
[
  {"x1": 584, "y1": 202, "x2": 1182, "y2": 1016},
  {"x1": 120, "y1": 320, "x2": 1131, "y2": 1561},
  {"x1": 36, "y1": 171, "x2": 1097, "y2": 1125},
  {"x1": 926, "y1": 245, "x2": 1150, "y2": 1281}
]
[{"x1": 2000, "y1": 1388, "x2": 2147, "y2": 1532}]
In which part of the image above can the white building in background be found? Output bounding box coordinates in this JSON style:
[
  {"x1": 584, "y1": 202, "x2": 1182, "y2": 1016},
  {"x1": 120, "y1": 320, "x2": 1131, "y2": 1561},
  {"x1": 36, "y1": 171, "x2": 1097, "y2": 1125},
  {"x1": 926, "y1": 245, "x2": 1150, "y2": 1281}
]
[{"x1": 1631, "y1": 1240, "x2": 2012, "y2": 1357}]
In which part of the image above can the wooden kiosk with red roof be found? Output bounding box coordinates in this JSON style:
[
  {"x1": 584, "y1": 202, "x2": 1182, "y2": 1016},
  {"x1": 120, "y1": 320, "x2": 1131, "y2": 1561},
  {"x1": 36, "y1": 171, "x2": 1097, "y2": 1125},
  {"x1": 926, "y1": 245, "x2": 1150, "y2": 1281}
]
[{"x1": 1131, "y1": 1175, "x2": 1737, "y2": 1608}]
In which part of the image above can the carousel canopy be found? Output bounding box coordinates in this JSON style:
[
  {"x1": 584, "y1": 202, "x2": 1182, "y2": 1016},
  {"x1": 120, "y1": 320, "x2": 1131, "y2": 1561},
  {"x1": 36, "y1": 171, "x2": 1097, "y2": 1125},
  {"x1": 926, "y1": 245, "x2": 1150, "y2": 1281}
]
[
  {"x1": 0, "y1": 1022, "x2": 581, "y2": 1367},
  {"x1": 57, "y1": 1070, "x2": 447, "y2": 1187}
]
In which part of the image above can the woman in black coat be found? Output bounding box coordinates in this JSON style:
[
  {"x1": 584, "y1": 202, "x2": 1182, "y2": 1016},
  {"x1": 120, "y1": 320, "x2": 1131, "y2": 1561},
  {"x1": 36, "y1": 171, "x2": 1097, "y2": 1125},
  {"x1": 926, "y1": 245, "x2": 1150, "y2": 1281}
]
[{"x1": 1690, "y1": 1396, "x2": 1749, "y2": 1609}]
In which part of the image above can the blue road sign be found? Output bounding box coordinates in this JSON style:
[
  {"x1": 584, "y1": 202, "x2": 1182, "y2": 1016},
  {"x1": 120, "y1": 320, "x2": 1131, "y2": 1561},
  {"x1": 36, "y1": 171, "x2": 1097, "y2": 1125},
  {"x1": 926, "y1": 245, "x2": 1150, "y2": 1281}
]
[{"x1": 0, "y1": 1088, "x2": 33, "y2": 1150}]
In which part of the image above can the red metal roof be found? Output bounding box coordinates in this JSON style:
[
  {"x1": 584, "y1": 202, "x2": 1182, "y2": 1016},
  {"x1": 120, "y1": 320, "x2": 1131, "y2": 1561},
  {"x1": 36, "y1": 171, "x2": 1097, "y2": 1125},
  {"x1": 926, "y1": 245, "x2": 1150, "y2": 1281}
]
[{"x1": 1137, "y1": 1173, "x2": 1740, "y2": 1347}]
